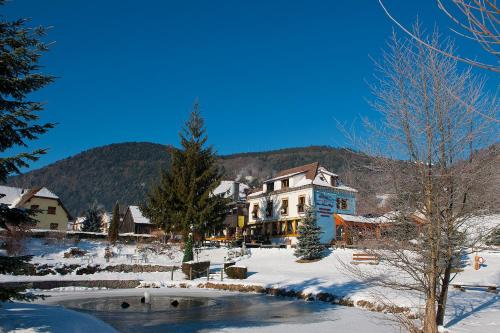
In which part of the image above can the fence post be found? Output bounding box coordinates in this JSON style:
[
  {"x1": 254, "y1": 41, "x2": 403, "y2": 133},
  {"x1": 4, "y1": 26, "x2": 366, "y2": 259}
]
[
  {"x1": 171, "y1": 266, "x2": 174, "y2": 280},
  {"x1": 207, "y1": 267, "x2": 210, "y2": 281},
  {"x1": 221, "y1": 256, "x2": 225, "y2": 281},
  {"x1": 190, "y1": 266, "x2": 192, "y2": 280}
]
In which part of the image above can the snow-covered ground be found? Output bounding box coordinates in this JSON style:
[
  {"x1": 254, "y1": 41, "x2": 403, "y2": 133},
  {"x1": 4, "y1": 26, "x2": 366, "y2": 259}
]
[{"x1": 1, "y1": 217, "x2": 499, "y2": 333}]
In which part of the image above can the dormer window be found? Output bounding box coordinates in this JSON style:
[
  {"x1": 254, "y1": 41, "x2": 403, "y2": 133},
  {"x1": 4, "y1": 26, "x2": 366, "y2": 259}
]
[
  {"x1": 281, "y1": 178, "x2": 289, "y2": 189},
  {"x1": 266, "y1": 182, "x2": 274, "y2": 192}
]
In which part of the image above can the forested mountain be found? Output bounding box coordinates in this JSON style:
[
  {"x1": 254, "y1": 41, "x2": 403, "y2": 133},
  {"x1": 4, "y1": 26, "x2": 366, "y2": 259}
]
[
  {"x1": 6, "y1": 143, "x2": 382, "y2": 216},
  {"x1": 7, "y1": 142, "x2": 499, "y2": 216}
]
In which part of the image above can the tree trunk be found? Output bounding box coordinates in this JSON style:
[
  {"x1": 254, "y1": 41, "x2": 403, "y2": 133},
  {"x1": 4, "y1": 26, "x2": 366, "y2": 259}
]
[
  {"x1": 437, "y1": 261, "x2": 452, "y2": 325},
  {"x1": 424, "y1": 292, "x2": 438, "y2": 333}
]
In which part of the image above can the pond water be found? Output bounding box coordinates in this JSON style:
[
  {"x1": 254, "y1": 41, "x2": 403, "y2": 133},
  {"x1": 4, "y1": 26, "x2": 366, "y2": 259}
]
[{"x1": 58, "y1": 293, "x2": 332, "y2": 333}]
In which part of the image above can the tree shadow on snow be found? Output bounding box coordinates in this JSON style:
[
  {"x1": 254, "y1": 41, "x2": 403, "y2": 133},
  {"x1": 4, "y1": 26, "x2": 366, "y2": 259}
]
[
  {"x1": 445, "y1": 294, "x2": 500, "y2": 328},
  {"x1": 273, "y1": 276, "x2": 375, "y2": 299}
]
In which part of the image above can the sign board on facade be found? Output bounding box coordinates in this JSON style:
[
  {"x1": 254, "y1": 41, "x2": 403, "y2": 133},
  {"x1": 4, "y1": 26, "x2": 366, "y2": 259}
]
[{"x1": 238, "y1": 215, "x2": 245, "y2": 228}]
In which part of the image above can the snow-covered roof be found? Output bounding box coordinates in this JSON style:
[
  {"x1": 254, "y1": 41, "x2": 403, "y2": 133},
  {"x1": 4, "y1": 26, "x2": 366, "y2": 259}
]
[
  {"x1": 0, "y1": 185, "x2": 61, "y2": 208},
  {"x1": 247, "y1": 189, "x2": 264, "y2": 198},
  {"x1": 128, "y1": 205, "x2": 151, "y2": 224},
  {"x1": 337, "y1": 213, "x2": 396, "y2": 224},
  {"x1": 317, "y1": 167, "x2": 338, "y2": 177},
  {"x1": 332, "y1": 185, "x2": 358, "y2": 193},
  {"x1": 213, "y1": 181, "x2": 249, "y2": 201},
  {"x1": 0, "y1": 185, "x2": 25, "y2": 207},
  {"x1": 35, "y1": 187, "x2": 59, "y2": 199}
]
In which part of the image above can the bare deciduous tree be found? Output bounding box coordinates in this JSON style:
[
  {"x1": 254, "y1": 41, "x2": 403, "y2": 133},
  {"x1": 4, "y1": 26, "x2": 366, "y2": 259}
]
[
  {"x1": 342, "y1": 26, "x2": 498, "y2": 333},
  {"x1": 379, "y1": 0, "x2": 500, "y2": 73}
]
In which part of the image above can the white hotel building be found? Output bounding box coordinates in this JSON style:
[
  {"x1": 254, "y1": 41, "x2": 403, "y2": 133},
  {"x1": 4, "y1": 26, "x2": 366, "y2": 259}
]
[{"x1": 246, "y1": 162, "x2": 357, "y2": 245}]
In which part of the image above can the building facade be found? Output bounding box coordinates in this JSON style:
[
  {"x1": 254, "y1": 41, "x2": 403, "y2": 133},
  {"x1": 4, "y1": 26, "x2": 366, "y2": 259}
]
[{"x1": 246, "y1": 162, "x2": 356, "y2": 245}]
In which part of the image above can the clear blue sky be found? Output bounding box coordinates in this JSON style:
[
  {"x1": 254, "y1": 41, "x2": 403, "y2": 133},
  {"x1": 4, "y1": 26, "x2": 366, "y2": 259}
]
[{"x1": 3, "y1": 0, "x2": 496, "y2": 170}]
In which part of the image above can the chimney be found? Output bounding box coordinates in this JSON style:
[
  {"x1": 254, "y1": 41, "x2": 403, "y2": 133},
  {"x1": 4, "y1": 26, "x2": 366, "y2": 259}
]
[{"x1": 232, "y1": 181, "x2": 240, "y2": 202}]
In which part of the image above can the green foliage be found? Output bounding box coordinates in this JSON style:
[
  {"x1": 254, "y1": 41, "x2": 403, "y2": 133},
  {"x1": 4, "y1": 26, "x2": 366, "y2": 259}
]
[
  {"x1": 0, "y1": 256, "x2": 41, "y2": 302},
  {"x1": 183, "y1": 234, "x2": 194, "y2": 262},
  {"x1": 0, "y1": 255, "x2": 34, "y2": 275},
  {"x1": 81, "y1": 202, "x2": 104, "y2": 232},
  {"x1": 0, "y1": 1, "x2": 54, "y2": 232},
  {"x1": 142, "y1": 103, "x2": 228, "y2": 237},
  {"x1": 107, "y1": 202, "x2": 120, "y2": 243},
  {"x1": 0, "y1": 286, "x2": 40, "y2": 302},
  {"x1": 0, "y1": 204, "x2": 37, "y2": 231},
  {"x1": 294, "y1": 205, "x2": 324, "y2": 260},
  {"x1": 0, "y1": 1, "x2": 54, "y2": 302},
  {"x1": 0, "y1": 6, "x2": 55, "y2": 183}
]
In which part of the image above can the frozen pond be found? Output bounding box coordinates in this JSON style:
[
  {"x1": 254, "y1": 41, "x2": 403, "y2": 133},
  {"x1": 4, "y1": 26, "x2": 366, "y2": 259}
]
[{"x1": 57, "y1": 291, "x2": 333, "y2": 332}]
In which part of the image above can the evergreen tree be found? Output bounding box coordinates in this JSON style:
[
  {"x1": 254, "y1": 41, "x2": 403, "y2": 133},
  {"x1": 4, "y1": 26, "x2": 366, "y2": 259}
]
[
  {"x1": 183, "y1": 233, "x2": 194, "y2": 262},
  {"x1": 0, "y1": 1, "x2": 54, "y2": 182},
  {"x1": 107, "y1": 202, "x2": 120, "y2": 244},
  {"x1": 0, "y1": 1, "x2": 54, "y2": 301},
  {"x1": 142, "y1": 102, "x2": 228, "y2": 238},
  {"x1": 81, "y1": 202, "x2": 104, "y2": 232},
  {"x1": 294, "y1": 205, "x2": 324, "y2": 261}
]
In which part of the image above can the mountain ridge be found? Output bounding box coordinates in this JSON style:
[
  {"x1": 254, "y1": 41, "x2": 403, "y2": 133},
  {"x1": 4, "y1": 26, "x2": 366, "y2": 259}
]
[{"x1": 6, "y1": 142, "x2": 381, "y2": 216}]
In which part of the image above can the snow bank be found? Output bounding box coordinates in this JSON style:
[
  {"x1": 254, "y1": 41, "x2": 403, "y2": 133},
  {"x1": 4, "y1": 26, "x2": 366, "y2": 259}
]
[{"x1": 0, "y1": 302, "x2": 117, "y2": 333}]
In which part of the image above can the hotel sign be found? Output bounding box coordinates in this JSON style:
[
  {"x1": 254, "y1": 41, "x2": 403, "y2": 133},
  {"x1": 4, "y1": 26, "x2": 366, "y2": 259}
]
[{"x1": 315, "y1": 191, "x2": 335, "y2": 217}]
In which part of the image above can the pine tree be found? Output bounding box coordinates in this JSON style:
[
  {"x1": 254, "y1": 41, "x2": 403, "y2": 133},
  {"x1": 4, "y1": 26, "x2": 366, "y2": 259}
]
[
  {"x1": 183, "y1": 233, "x2": 194, "y2": 262},
  {"x1": 108, "y1": 202, "x2": 120, "y2": 243},
  {"x1": 294, "y1": 205, "x2": 324, "y2": 261},
  {"x1": 142, "y1": 102, "x2": 228, "y2": 239},
  {"x1": 0, "y1": 1, "x2": 54, "y2": 301},
  {"x1": 81, "y1": 202, "x2": 104, "y2": 232},
  {"x1": 0, "y1": 1, "x2": 54, "y2": 232}
]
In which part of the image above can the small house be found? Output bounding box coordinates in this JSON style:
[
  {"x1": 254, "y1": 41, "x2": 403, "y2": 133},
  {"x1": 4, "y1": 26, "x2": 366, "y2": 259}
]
[
  {"x1": 0, "y1": 185, "x2": 72, "y2": 231},
  {"x1": 121, "y1": 205, "x2": 153, "y2": 235}
]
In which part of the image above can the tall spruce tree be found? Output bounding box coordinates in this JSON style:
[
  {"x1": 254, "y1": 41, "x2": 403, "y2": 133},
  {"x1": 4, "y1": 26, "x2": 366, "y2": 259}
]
[
  {"x1": 0, "y1": 0, "x2": 54, "y2": 301},
  {"x1": 108, "y1": 202, "x2": 120, "y2": 243},
  {"x1": 142, "y1": 103, "x2": 228, "y2": 239},
  {"x1": 294, "y1": 205, "x2": 324, "y2": 261}
]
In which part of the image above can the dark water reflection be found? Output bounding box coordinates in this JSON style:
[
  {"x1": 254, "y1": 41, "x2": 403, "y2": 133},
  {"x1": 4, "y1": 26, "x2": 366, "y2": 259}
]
[{"x1": 59, "y1": 294, "x2": 332, "y2": 332}]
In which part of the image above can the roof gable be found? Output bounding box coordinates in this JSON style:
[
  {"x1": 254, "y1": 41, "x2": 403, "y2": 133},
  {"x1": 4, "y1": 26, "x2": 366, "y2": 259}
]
[
  {"x1": 128, "y1": 205, "x2": 151, "y2": 224},
  {"x1": 273, "y1": 162, "x2": 319, "y2": 181}
]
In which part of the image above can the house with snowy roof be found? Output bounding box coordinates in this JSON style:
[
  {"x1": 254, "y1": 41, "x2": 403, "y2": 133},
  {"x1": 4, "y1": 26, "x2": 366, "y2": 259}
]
[
  {"x1": 208, "y1": 180, "x2": 250, "y2": 241},
  {"x1": 120, "y1": 205, "x2": 154, "y2": 235},
  {"x1": 246, "y1": 162, "x2": 357, "y2": 245},
  {"x1": 0, "y1": 185, "x2": 72, "y2": 231}
]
